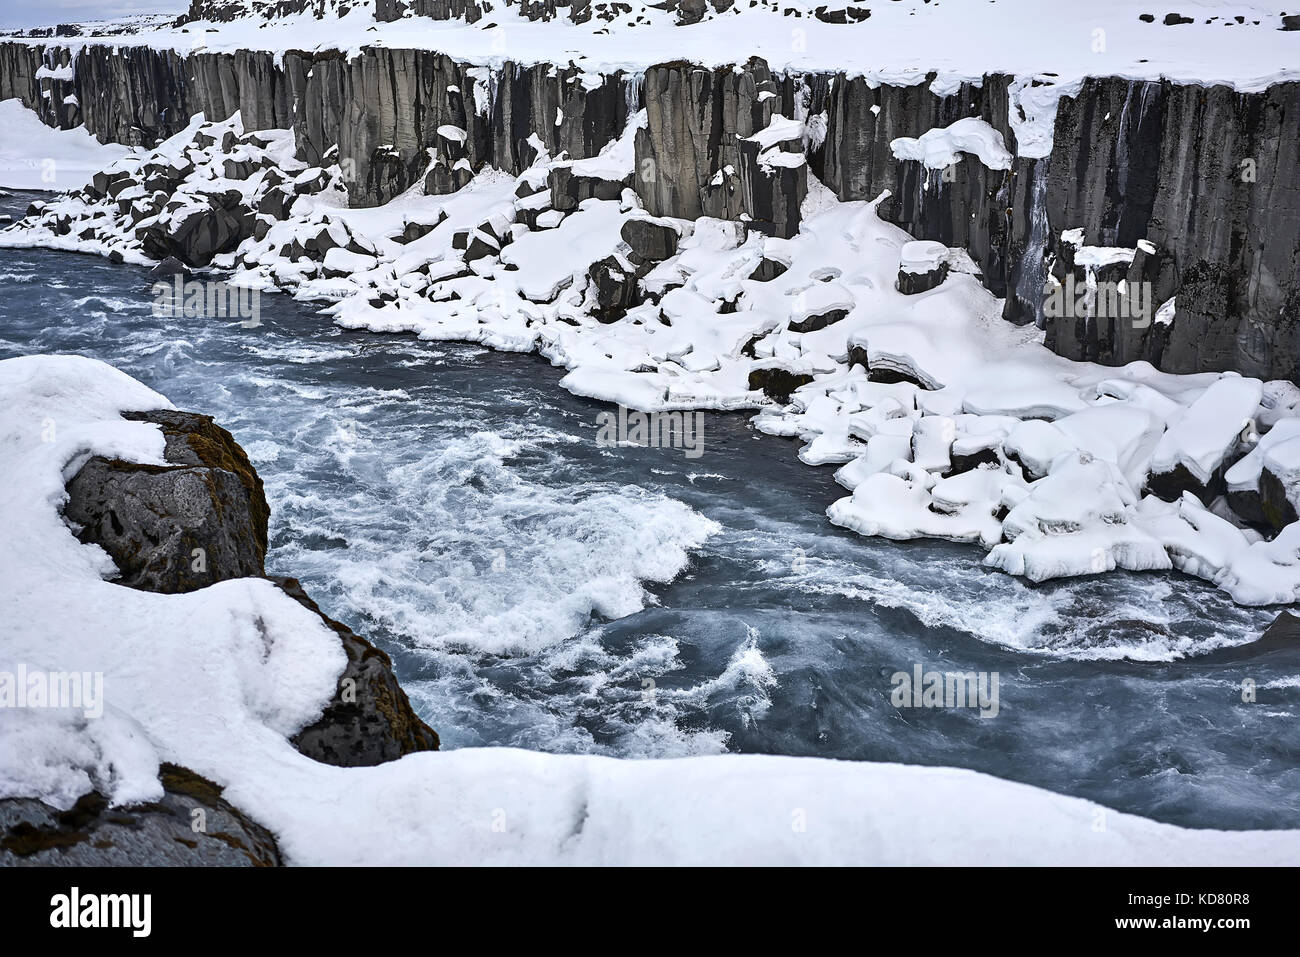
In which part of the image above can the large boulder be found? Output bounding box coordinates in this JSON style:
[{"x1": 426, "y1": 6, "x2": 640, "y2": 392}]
[
  {"x1": 64, "y1": 410, "x2": 268, "y2": 593},
  {"x1": 897, "y1": 240, "x2": 949, "y2": 294},
  {"x1": 620, "y1": 217, "x2": 680, "y2": 263},
  {"x1": 140, "y1": 201, "x2": 253, "y2": 268},
  {"x1": 63, "y1": 408, "x2": 438, "y2": 765}
]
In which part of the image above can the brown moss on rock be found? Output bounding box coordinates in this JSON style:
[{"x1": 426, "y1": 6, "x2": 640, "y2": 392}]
[
  {"x1": 277, "y1": 576, "x2": 440, "y2": 766},
  {"x1": 0, "y1": 764, "x2": 281, "y2": 866},
  {"x1": 64, "y1": 409, "x2": 269, "y2": 592}
]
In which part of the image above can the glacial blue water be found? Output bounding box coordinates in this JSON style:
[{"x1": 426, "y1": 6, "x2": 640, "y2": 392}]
[{"x1": 2, "y1": 188, "x2": 1297, "y2": 830}]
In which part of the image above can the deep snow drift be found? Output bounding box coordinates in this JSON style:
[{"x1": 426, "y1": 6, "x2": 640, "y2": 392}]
[
  {"x1": 0, "y1": 99, "x2": 130, "y2": 191},
  {"x1": 1, "y1": 353, "x2": 1297, "y2": 864}
]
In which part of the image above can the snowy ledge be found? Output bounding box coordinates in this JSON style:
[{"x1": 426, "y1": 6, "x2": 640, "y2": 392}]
[
  {"x1": 1, "y1": 353, "x2": 1298, "y2": 864},
  {"x1": 6, "y1": 0, "x2": 1300, "y2": 93}
]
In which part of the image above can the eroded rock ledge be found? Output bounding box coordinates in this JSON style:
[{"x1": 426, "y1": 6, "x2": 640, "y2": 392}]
[{"x1": 0, "y1": 408, "x2": 438, "y2": 866}]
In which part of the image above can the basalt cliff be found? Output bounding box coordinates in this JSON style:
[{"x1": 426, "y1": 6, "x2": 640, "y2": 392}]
[{"x1": 2, "y1": 5, "x2": 1298, "y2": 381}]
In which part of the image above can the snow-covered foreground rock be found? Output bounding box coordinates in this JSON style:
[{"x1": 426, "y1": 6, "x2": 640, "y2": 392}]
[
  {"x1": 0, "y1": 98, "x2": 131, "y2": 191},
  {"x1": 8, "y1": 107, "x2": 1300, "y2": 608},
  {"x1": 1, "y1": 353, "x2": 1297, "y2": 865}
]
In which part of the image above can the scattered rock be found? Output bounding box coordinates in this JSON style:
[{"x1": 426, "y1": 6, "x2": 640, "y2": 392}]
[
  {"x1": 147, "y1": 255, "x2": 192, "y2": 280},
  {"x1": 620, "y1": 217, "x2": 680, "y2": 263}
]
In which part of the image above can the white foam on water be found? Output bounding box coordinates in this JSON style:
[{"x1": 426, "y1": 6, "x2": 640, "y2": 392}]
[{"x1": 267, "y1": 419, "x2": 720, "y2": 656}]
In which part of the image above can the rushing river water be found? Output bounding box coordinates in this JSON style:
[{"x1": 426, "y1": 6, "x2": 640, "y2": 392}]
[{"x1": 2, "y1": 188, "x2": 1297, "y2": 830}]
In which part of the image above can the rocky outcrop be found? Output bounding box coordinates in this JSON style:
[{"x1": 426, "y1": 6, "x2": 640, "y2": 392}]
[
  {"x1": 4, "y1": 405, "x2": 441, "y2": 863},
  {"x1": 1043, "y1": 79, "x2": 1300, "y2": 381},
  {"x1": 0, "y1": 765, "x2": 281, "y2": 866},
  {"x1": 277, "y1": 49, "x2": 636, "y2": 207},
  {"x1": 64, "y1": 410, "x2": 269, "y2": 593},
  {"x1": 61, "y1": 407, "x2": 438, "y2": 767},
  {"x1": 277, "y1": 577, "x2": 441, "y2": 766}
]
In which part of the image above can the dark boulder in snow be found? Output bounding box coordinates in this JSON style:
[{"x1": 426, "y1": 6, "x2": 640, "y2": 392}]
[
  {"x1": 64, "y1": 410, "x2": 270, "y2": 593},
  {"x1": 588, "y1": 254, "x2": 646, "y2": 322},
  {"x1": 1258, "y1": 466, "x2": 1300, "y2": 530},
  {"x1": 0, "y1": 764, "x2": 281, "y2": 866},
  {"x1": 140, "y1": 202, "x2": 253, "y2": 268},
  {"x1": 548, "y1": 165, "x2": 628, "y2": 212},
  {"x1": 620, "y1": 217, "x2": 680, "y2": 263},
  {"x1": 897, "y1": 241, "x2": 949, "y2": 295},
  {"x1": 748, "y1": 365, "x2": 814, "y2": 403},
  {"x1": 278, "y1": 577, "x2": 441, "y2": 767},
  {"x1": 749, "y1": 257, "x2": 790, "y2": 282},
  {"x1": 257, "y1": 185, "x2": 296, "y2": 221},
  {"x1": 62, "y1": 407, "x2": 440, "y2": 778},
  {"x1": 788, "y1": 308, "x2": 848, "y2": 333}
]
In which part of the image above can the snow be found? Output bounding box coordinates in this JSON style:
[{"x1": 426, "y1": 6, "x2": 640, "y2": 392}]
[
  {"x1": 35, "y1": 64, "x2": 74, "y2": 81},
  {"x1": 16, "y1": 1, "x2": 1300, "y2": 94},
  {"x1": 890, "y1": 117, "x2": 1013, "y2": 171},
  {"x1": 1, "y1": 352, "x2": 1298, "y2": 865},
  {"x1": 899, "y1": 239, "x2": 946, "y2": 275},
  {"x1": 1149, "y1": 375, "x2": 1262, "y2": 484},
  {"x1": 7, "y1": 100, "x2": 1300, "y2": 613},
  {"x1": 0, "y1": 98, "x2": 132, "y2": 191}
]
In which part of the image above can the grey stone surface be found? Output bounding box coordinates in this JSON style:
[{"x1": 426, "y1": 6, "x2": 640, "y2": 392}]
[
  {"x1": 0, "y1": 764, "x2": 282, "y2": 866},
  {"x1": 64, "y1": 410, "x2": 269, "y2": 594}
]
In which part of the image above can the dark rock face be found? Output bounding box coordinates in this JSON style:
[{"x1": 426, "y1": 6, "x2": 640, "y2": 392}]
[
  {"x1": 0, "y1": 764, "x2": 281, "y2": 866},
  {"x1": 822, "y1": 73, "x2": 1015, "y2": 297},
  {"x1": 3, "y1": 34, "x2": 1300, "y2": 378},
  {"x1": 621, "y1": 218, "x2": 679, "y2": 262},
  {"x1": 633, "y1": 59, "x2": 810, "y2": 238},
  {"x1": 280, "y1": 48, "x2": 635, "y2": 207},
  {"x1": 820, "y1": 70, "x2": 1300, "y2": 382},
  {"x1": 748, "y1": 366, "x2": 814, "y2": 403},
  {"x1": 277, "y1": 577, "x2": 440, "y2": 766},
  {"x1": 1044, "y1": 235, "x2": 1167, "y2": 366},
  {"x1": 64, "y1": 410, "x2": 269, "y2": 593},
  {"x1": 1035, "y1": 77, "x2": 1300, "y2": 381}
]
